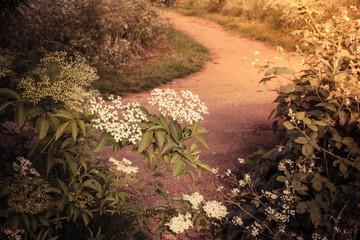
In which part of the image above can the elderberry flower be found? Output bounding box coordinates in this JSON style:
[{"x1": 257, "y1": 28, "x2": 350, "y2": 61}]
[
  {"x1": 183, "y1": 192, "x2": 204, "y2": 210},
  {"x1": 90, "y1": 96, "x2": 147, "y2": 144},
  {"x1": 148, "y1": 88, "x2": 208, "y2": 124},
  {"x1": 165, "y1": 212, "x2": 193, "y2": 234},
  {"x1": 203, "y1": 200, "x2": 228, "y2": 220},
  {"x1": 232, "y1": 216, "x2": 243, "y2": 226},
  {"x1": 109, "y1": 157, "x2": 138, "y2": 175}
]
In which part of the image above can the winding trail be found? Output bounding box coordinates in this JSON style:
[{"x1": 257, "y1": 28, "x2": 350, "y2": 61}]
[{"x1": 100, "y1": 11, "x2": 294, "y2": 239}]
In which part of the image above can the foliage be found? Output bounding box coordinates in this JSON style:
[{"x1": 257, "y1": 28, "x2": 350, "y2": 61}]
[
  {"x1": 222, "y1": 2, "x2": 360, "y2": 239},
  {"x1": 0, "y1": 0, "x2": 167, "y2": 77},
  {"x1": 0, "y1": 51, "x2": 211, "y2": 239}
]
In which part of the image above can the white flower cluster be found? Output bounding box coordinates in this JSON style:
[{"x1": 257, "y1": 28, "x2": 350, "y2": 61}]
[
  {"x1": 13, "y1": 157, "x2": 40, "y2": 178},
  {"x1": 148, "y1": 88, "x2": 208, "y2": 124},
  {"x1": 183, "y1": 192, "x2": 204, "y2": 210},
  {"x1": 109, "y1": 157, "x2": 138, "y2": 175},
  {"x1": 89, "y1": 96, "x2": 147, "y2": 144},
  {"x1": 203, "y1": 200, "x2": 228, "y2": 220},
  {"x1": 165, "y1": 212, "x2": 193, "y2": 234},
  {"x1": 232, "y1": 216, "x2": 243, "y2": 226},
  {"x1": 246, "y1": 221, "x2": 262, "y2": 237}
]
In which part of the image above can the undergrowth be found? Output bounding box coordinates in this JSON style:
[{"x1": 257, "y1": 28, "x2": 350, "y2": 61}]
[{"x1": 92, "y1": 29, "x2": 210, "y2": 95}]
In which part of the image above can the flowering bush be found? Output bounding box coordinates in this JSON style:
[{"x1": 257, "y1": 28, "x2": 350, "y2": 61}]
[
  {"x1": 0, "y1": 51, "x2": 211, "y2": 239},
  {"x1": 219, "y1": 2, "x2": 360, "y2": 239}
]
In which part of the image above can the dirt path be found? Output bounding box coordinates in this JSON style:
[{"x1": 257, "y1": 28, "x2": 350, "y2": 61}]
[{"x1": 99, "y1": 12, "x2": 293, "y2": 239}]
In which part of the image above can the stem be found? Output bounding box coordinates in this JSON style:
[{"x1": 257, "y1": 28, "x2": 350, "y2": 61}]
[{"x1": 33, "y1": 135, "x2": 56, "y2": 163}]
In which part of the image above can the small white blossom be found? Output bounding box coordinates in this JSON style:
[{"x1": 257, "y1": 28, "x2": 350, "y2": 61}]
[
  {"x1": 148, "y1": 89, "x2": 208, "y2": 124},
  {"x1": 232, "y1": 216, "x2": 243, "y2": 226},
  {"x1": 165, "y1": 212, "x2": 193, "y2": 234},
  {"x1": 238, "y1": 158, "x2": 245, "y2": 164},
  {"x1": 239, "y1": 180, "x2": 246, "y2": 187},
  {"x1": 13, "y1": 157, "x2": 40, "y2": 178},
  {"x1": 231, "y1": 188, "x2": 240, "y2": 195},
  {"x1": 203, "y1": 200, "x2": 228, "y2": 220},
  {"x1": 183, "y1": 192, "x2": 204, "y2": 210},
  {"x1": 109, "y1": 157, "x2": 138, "y2": 174},
  {"x1": 254, "y1": 51, "x2": 260, "y2": 55}
]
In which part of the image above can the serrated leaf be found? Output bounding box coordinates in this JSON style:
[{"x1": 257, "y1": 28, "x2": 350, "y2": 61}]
[
  {"x1": 55, "y1": 121, "x2": 70, "y2": 140},
  {"x1": 15, "y1": 101, "x2": 26, "y2": 129},
  {"x1": 54, "y1": 111, "x2": 73, "y2": 119},
  {"x1": 169, "y1": 120, "x2": 182, "y2": 143},
  {"x1": 137, "y1": 131, "x2": 152, "y2": 153},
  {"x1": 70, "y1": 120, "x2": 78, "y2": 141},
  {"x1": 36, "y1": 117, "x2": 49, "y2": 140},
  {"x1": 155, "y1": 130, "x2": 165, "y2": 148},
  {"x1": 161, "y1": 142, "x2": 179, "y2": 155},
  {"x1": 0, "y1": 88, "x2": 20, "y2": 100},
  {"x1": 26, "y1": 106, "x2": 43, "y2": 118},
  {"x1": 172, "y1": 160, "x2": 185, "y2": 178},
  {"x1": 94, "y1": 132, "x2": 111, "y2": 152}
]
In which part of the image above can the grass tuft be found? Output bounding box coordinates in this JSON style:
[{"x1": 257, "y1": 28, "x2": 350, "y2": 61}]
[
  {"x1": 92, "y1": 28, "x2": 209, "y2": 95},
  {"x1": 172, "y1": 8, "x2": 297, "y2": 51}
]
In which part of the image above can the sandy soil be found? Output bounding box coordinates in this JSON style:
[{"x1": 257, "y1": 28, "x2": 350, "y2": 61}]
[{"x1": 99, "y1": 12, "x2": 296, "y2": 239}]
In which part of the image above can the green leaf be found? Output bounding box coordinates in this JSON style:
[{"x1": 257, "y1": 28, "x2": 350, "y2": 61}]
[
  {"x1": 26, "y1": 106, "x2": 43, "y2": 118},
  {"x1": 15, "y1": 101, "x2": 26, "y2": 129},
  {"x1": 113, "y1": 142, "x2": 120, "y2": 154},
  {"x1": 137, "y1": 131, "x2": 152, "y2": 153},
  {"x1": 77, "y1": 120, "x2": 86, "y2": 135},
  {"x1": 55, "y1": 121, "x2": 70, "y2": 140},
  {"x1": 280, "y1": 84, "x2": 294, "y2": 93},
  {"x1": 81, "y1": 213, "x2": 89, "y2": 226},
  {"x1": 295, "y1": 112, "x2": 305, "y2": 120},
  {"x1": 46, "y1": 152, "x2": 55, "y2": 176},
  {"x1": 22, "y1": 214, "x2": 30, "y2": 230},
  {"x1": 295, "y1": 136, "x2": 309, "y2": 144},
  {"x1": 161, "y1": 142, "x2": 179, "y2": 155},
  {"x1": 38, "y1": 215, "x2": 50, "y2": 227},
  {"x1": 36, "y1": 117, "x2": 49, "y2": 140},
  {"x1": 283, "y1": 121, "x2": 294, "y2": 130},
  {"x1": 0, "y1": 88, "x2": 20, "y2": 100},
  {"x1": 57, "y1": 179, "x2": 68, "y2": 196},
  {"x1": 169, "y1": 120, "x2": 182, "y2": 143},
  {"x1": 316, "y1": 102, "x2": 337, "y2": 112},
  {"x1": 64, "y1": 152, "x2": 77, "y2": 176},
  {"x1": 47, "y1": 112, "x2": 60, "y2": 130},
  {"x1": 70, "y1": 120, "x2": 78, "y2": 141},
  {"x1": 155, "y1": 130, "x2": 165, "y2": 148},
  {"x1": 54, "y1": 110, "x2": 73, "y2": 119},
  {"x1": 196, "y1": 161, "x2": 213, "y2": 172},
  {"x1": 302, "y1": 144, "x2": 314, "y2": 157},
  {"x1": 312, "y1": 180, "x2": 322, "y2": 191},
  {"x1": 193, "y1": 135, "x2": 208, "y2": 148},
  {"x1": 172, "y1": 160, "x2": 185, "y2": 178},
  {"x1": 94, "y1": 132, "x2": 111, "y2": 152},
  {"x1": 325, "y1": 181, "x2": 336, "y2": 191}
]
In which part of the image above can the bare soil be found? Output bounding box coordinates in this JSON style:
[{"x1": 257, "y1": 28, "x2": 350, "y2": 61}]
[{"x1": 98, "y1": 11, "x2": 296, "y2": 239}]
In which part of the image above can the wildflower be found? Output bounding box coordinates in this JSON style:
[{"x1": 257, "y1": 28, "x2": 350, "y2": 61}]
[
  {"x1": 203, "y1": 200, "x2": 228, "y2": 220},
  {"x1": 183, "y1": 192, "x2": 204, "y2": 210},
  {"x1": 254, "y1": 51, "x2": 260, "y2": 55},
  {"x1": 165, "y1": 212, "x2": 193, "y2": 234},
  {"x1": 251, "y1": 61, "x2": 256, "y2": 65},
  {"x1": 225, "y1": 169, "x2": 232, "y2": 177},
  {"x1": 90, "y1": 96, "x2": 147, "y2": 144},
  {"x1": 109, "y1": 157, "x2": 138, "y2": 174},
  {"x1": 216, "y1": 185, "x2": 224, "y2": 191},
  {"x1": 239, "y1": 180, "x2": 246, "y2": 187},
  {"x1": 13, "y1": 156, "x2": 40, "y2": 178},
  {"x1": 232, "y1": 216, "x2": 243, "y2": 226},
  {"x1": 148, "y1": 88, "x2": 208, "y2": 124},
  {"x1": 246, "y1": 221, "x2": 262, "y2": 237},
  {"x1": 244, "y1": 174, "x2": 251, "y2": 183},
  {"x1": 212, "y1": 167, "x2": 219, "y2": 174},
  {"x1": 231, "y1": 188, "x2": 240, "y2": 195}
]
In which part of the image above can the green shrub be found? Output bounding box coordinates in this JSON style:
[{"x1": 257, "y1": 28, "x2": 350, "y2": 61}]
[
  {"x1": 220, "y1": 2, "x2": 360, "y2": 239},
  {"x1": 0, "y1": 51, "x2": 212, "y2": 239}
]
